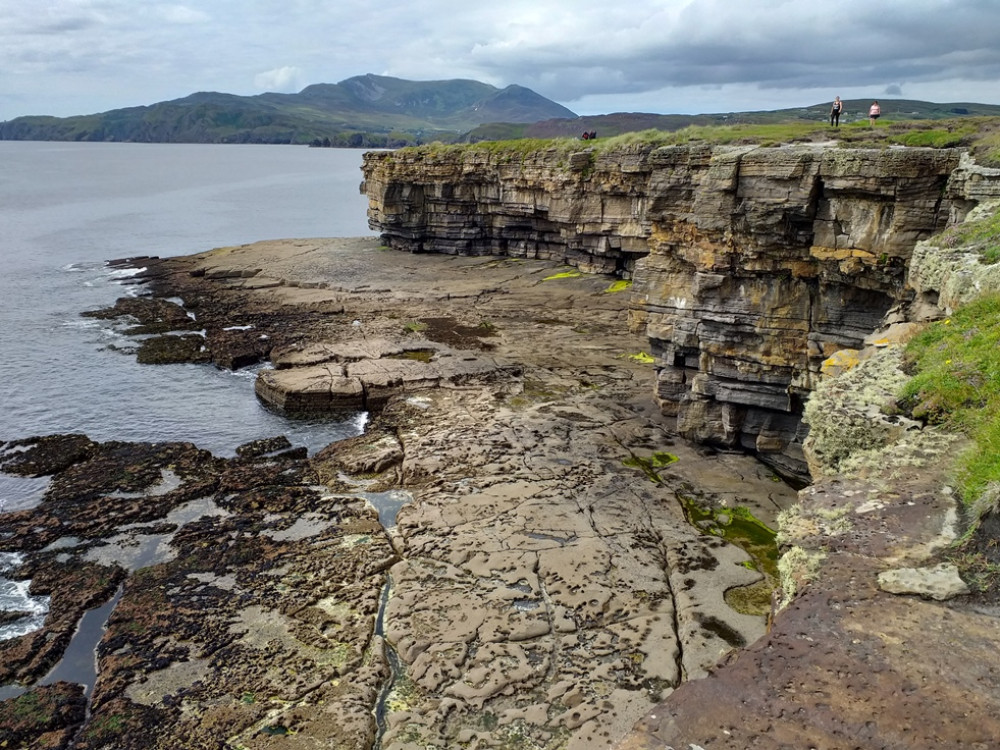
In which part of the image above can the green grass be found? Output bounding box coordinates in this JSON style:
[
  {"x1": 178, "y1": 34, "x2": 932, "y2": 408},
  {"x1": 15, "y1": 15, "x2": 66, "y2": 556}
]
[
  {"x1": 401, "y1": 115, "x2": 1000, "y2": 170},
  {"x1": 888, "y1": 126, "x2": 976, "y2": 148},
  {"x1": 899, "y1": 293, "x2": 1000, "y2": 501},
  {"x1": 930, "y1": 201, "x2": 1000, "y2": 263}
]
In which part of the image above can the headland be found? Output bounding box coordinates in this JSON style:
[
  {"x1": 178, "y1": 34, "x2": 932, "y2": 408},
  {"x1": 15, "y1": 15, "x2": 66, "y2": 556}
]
[{"x1": 2, "y1": 135, "x2": 1000, "y2": 749}]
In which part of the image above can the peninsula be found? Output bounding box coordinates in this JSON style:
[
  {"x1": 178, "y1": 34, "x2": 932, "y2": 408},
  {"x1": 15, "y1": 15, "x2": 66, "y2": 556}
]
[{"x1": 2, "y1": 127, "x2": 1000, "y2": 749}]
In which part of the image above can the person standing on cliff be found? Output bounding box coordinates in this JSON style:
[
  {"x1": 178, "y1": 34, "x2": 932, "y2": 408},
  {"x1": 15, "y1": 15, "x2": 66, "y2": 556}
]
[
  {"x1": 869, "y1": 100, "x2": 881, "y2": 127},
  {"x1": 830, "y1": 96, "x2": 843, "y2": 127}
]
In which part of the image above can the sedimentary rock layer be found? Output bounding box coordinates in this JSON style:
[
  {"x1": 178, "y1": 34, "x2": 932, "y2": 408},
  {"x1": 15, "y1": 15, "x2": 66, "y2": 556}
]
[{"x1": 363, "y1": 144, "x2": 998, "y2": 480}]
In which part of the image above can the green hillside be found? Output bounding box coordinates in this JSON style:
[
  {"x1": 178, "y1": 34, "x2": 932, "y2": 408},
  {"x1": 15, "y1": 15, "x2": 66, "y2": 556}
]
[
  {"x1": 6, "y1": 79, "x2": 1000, "y2": 149},
  {"x1": 0, "y1": 74, "x2": 577, "y2": 146}
]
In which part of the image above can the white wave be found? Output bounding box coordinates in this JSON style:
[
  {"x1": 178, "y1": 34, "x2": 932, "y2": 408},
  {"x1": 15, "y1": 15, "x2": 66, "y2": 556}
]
[
  {"x1": 61, "y1": 262, "x2": 97, "y2": 273},
  {"x1": 62, "y1": 317, "x2": 102, "y2": 329},
  {"x1": 0, "y1": 576, "x2": 51, "y2": 642},
  {"x1": 0, "y1": 552, "x2": 25, "y2": 573},
  {"x1": 107, "y1": 267, "x2": 147, "y2": 280}
]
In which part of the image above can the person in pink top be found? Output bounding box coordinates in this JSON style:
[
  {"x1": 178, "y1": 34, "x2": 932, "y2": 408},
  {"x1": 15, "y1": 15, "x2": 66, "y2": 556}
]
[{"x1": 869, "y1": 101, "x2": 881, "y2": 127}]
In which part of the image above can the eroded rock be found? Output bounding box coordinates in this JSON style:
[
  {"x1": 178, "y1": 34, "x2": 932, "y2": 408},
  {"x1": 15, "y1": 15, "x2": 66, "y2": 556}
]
[{"x1": 12, "y1": 238, "x2": 800, "y2": 749}]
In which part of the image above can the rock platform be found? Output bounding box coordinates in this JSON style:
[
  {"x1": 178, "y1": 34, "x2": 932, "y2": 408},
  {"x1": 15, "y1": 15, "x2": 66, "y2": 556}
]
[{"x1": 1, "y1": 238, "x2": 797, "y2": 749}]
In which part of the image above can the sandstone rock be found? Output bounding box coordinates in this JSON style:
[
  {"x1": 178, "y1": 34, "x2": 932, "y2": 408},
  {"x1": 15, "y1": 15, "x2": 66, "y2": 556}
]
[
  {"x1": 878, "y1": 562, "x2": 971, "y2": 600},
  {"x1": 255, "y1": 365, "x2": 365, "y2": 411}
]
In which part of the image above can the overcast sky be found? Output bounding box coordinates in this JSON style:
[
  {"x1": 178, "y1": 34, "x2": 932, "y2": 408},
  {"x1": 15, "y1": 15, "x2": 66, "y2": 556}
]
[{"x1": 2, "y1": 0, "x2": 998, "y2": 122}]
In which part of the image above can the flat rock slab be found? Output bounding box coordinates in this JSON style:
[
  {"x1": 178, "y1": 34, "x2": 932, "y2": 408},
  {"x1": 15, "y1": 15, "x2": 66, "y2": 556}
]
[
  {"x1": 2, "y1": 238, "x2": 801, "y2": 749},
  {"x1": 255, "y1": 350, "x2": 510, "y2": 412},
  {"x1": 618, "y1": 558, "x2": 1000, "y2": 750}
]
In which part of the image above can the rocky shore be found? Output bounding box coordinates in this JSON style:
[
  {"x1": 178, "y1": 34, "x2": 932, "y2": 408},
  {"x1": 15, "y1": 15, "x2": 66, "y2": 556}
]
[{"x1": 0, "y1": 237, "x2": 797, "y2": 749}]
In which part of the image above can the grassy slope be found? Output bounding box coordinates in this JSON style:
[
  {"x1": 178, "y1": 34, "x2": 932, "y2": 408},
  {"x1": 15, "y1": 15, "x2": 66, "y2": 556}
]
[
  {"x1": 436, "y1": 117, "x2": 1000, "y2": 168},
  {"x1": 484, "y1": 99, "x2": 1000, "y2": 140}
]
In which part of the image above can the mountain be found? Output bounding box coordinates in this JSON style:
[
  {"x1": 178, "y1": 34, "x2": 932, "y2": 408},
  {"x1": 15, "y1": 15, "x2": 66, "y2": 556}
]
[
  {"x1": 0, "y1": 74, "x2": 578, "y2": 146},
  {"x1": 464, "y1": 99, "x2": 1000, "y2": 141}
]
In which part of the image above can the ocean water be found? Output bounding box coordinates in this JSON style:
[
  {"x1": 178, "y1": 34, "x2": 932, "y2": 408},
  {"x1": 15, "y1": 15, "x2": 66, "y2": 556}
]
[{"x1": 0, "y1": 141, "x2": 376, "y2": 514}]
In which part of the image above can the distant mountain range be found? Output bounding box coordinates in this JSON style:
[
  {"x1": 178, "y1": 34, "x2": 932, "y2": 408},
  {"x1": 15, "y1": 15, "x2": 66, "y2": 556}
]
[
  {"x1": 3, "y1": 76, "x2": 1000, "y2": 147},
  {"x1": 0, "y1": 74, "x2": 577, "y2": 146}
]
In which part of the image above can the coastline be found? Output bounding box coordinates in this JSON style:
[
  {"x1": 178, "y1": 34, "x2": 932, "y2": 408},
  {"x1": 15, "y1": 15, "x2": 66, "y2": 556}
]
[{"x1": 1, "y1": 237, "x2": 798, "y2": 748}]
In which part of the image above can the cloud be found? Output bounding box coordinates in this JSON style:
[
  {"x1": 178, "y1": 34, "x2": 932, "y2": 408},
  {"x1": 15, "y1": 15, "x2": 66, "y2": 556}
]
[
  {"x1": 157, "y1": 4, "x2": 210, "y2": 24},
  {"x1": 2, "y1": 0, "x2": 1000, "y2": 120},
  {"x1": 254, "y1": 66, "x2": 303, "y2": 93}
]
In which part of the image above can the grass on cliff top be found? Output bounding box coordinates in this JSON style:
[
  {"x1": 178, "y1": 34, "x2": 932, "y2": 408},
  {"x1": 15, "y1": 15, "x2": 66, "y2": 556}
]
[
  {"x1": 409, "y1": 116, "x2": 1000, "y2": 166},
  {"x1": 898, "y1": 292, "x2": 1000, "y2": 502}
]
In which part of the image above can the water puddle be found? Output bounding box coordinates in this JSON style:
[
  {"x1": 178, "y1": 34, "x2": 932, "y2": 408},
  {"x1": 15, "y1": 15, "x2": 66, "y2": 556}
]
[
  {"x1": 106, "y1": 468, "x2": 183, "y2": 500},
  {"x1": 0, "y1": 494, "x2": 228, "y2": 702},
  {"x1": 677, "y1": 493, "x2": 780, "y2": 615},
  {"x1": 0, "y1": 473, "x2": 51, "y2": 513},
  {"x1": 40, "y1": 586, "x2": 123, "y2": 693},
  {"x1": 525, "y1": 531, "x2": 575, "y2": 545},
  {"x1": 360, "y1": 490, "x2": 412, "y2": 529},
  {"x1": 372, "y1": 575, "x2": 401, "y2": 750},
  {"x1": 264, "y1": 512, "x2": 334, "y2": 542},
  {"x1": 83, "y1": 495, "x2": 227, "y2": 571}
]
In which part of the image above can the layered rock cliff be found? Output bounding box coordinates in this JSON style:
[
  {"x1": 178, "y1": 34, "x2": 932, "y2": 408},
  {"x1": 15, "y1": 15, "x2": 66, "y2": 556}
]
[{"x1": 362, "y1": 144, "x2": 996, "y2": 480}]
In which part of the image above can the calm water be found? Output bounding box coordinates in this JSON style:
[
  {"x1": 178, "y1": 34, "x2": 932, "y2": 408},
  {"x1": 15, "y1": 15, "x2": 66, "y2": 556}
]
[{"x1": 0, "y1": 142, "x2": 376, "y2": 512}]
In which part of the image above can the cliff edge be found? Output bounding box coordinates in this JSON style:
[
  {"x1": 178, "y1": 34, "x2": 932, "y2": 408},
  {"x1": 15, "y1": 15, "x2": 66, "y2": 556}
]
[
  {"x1": 363, "y1": 143, "x2": 998, "y2": 482},
  {"x1": 363, "y1": 140, "x2": 1000, "y2": 748}
]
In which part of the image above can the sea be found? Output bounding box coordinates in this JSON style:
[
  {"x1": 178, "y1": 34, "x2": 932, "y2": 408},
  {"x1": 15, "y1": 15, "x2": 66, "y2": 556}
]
[{"x1": 0, "y1": 141, "x2": 375, "y2": 515}]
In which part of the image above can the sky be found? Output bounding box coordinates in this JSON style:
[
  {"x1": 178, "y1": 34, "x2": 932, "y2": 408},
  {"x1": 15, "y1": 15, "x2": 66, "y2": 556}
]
[{"x1": 2, "y1": 0, "x2": 999, "y2": 122}]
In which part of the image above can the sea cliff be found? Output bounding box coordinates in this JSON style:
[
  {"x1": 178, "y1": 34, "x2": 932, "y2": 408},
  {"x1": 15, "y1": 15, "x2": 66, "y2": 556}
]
[
  {"x1": 363, "y1": 143, "x2": 999, "y2": 481},
  {"x1": 362, "y1": 139, "x2": 1000, "y2": 748},
  {"x1": 3, "y1": 138, "x2": 1000, "y2": 749}
]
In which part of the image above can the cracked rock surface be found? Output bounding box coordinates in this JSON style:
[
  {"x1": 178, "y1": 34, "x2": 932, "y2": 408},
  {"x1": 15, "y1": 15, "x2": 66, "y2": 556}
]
[{"x1": 1, "y1": 238, "x2": 797, "y2": 749}]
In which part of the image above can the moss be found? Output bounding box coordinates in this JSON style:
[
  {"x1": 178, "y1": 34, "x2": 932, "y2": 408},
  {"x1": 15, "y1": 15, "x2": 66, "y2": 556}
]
[
  {"x1": 9, "y1": 693, "x2": 48, "y2": 725},
  {"x1": 679, "y1": 495, "x2": 781, "y2": 614},
  {"x1": 803, "y1": 347, "x2": 913, "y2": 475},
  {"x1": 542, "y1": 270, "x2": 582, "y2": 281},
  {"x1": 630, "y1": 351, "x2": 654, "y2": 364},
  {"x1": 724, "y1": 577, "x2": 776, "y2": 615},
  {"x1": 604, "y1": 280, "x2": 633, "y2": 293},
  {"x1": 623, "y1": 451, "x2": 679, "y2": 482}
]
